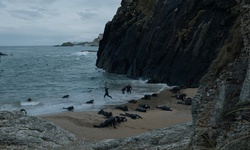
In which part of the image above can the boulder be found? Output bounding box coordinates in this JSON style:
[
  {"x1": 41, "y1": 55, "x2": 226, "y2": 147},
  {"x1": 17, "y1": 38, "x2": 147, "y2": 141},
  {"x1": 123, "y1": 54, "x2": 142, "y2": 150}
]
[{"x1": 0, "y1": 111, "x2": 75, "y2": 149}]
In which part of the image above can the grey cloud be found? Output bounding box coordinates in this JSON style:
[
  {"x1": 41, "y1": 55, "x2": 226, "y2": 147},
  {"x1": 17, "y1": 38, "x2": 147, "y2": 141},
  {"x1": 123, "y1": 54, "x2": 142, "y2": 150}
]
[
  {"x1": 0, "y1": 0, "x2": 121, "y2": 46},
  {"x1": 78, "y1": 10, "x2": 98, "y2": 20},
  {"x1": 0, "y1": 5, "x2": 5, "y2": 9},
  {"x1": 0, "y1": 1, "x2": 6, "y2": 8},
  {"x1": 10, "y1": 10, "x2": 44, "y2": 21},
  {"x1": 29, "y1": 6, "x2": 61, "y2": 18}
]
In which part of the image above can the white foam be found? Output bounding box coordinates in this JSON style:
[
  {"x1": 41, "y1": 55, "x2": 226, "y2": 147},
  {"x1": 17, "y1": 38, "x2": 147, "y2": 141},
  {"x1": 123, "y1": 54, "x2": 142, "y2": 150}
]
[
  {"x1": 73, "y1": 51, "x2": 97, "y2": 56},
  {"x1": 20, "y1": 101, "x2": 40, "y2": 106}
]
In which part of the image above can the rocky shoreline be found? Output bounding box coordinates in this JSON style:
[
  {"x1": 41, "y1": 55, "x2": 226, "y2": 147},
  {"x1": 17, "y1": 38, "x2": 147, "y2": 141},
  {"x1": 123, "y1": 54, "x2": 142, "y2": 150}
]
[
  {"x1": 0, "y1": 0, "x2": 249, "y2": 149},
  {"x1": 0, "y1": 111, "x2": 193, "y2": 150},
  {"x1": 0, "y1": 111, "x2": 75, "y2": 149},
  {"x1": 0, "y1": 88, "x2": 196, "y2": 149}
]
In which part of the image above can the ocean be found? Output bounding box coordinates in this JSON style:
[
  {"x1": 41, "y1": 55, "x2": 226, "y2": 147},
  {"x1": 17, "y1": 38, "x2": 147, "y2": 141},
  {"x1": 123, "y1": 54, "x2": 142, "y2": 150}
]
[{"x1": 0, "y1": 46, "x2": 169, "y2": 116}]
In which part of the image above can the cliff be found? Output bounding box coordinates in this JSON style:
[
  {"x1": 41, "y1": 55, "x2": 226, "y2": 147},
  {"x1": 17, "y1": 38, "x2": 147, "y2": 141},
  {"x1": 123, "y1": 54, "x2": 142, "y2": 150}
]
[
  {"x1": 192, "y1": 0, "x2": 250, "y2": 149},
  {"x1": 93, "y1": 0, "x2": 249, "y2": 149},
  {"x1": 90, "y1": 34, "x2": 103, "y2": 46},
  {"x1": 1, "y1": 0, "x2": 249, "y2": 149},
  {"x1": 96, "y1": 0, "x2": 242, "y2": 87}
]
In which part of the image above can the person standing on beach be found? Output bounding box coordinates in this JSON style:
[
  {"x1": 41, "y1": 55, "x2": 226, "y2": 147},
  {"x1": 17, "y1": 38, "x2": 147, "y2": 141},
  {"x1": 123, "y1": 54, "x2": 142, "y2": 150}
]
[
  {"x1": 104, "y1": 86, "x2": 112, "y2": 99},
  {"x1": 121, "y1": 86, "x2": 126, "y2": 94},
  {"x1": 126, "y1": 84, "x2": 132, "y2": 94}
]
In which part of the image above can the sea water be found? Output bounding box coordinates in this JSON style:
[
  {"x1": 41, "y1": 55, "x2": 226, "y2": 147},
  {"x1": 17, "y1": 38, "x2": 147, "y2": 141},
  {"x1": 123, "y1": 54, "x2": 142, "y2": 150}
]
[{"x1": 0, "y1": 46, "x2": 169, "y2": 115}]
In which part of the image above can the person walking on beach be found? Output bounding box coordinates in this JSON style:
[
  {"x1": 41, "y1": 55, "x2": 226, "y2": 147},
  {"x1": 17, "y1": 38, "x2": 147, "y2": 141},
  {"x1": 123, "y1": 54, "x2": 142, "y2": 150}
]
[
  {"x1": 104, "y1": 86, "x2": 112, "y2": 99},
  {"x1": 126, "y1": 84, "x2": 132, "y2": 94}
]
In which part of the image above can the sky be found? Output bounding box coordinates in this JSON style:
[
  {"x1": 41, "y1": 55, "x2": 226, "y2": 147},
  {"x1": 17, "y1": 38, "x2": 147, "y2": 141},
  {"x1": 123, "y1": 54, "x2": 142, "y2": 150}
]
[{"x1": 0, "y1": 0, "x2": 121, "y2": 46}]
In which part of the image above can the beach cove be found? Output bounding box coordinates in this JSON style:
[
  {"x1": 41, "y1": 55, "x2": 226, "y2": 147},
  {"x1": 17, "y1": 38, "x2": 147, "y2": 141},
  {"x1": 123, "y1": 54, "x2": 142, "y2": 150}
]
[{"x1": 41, "y1": 88, "x2": 197, "y2": 142}]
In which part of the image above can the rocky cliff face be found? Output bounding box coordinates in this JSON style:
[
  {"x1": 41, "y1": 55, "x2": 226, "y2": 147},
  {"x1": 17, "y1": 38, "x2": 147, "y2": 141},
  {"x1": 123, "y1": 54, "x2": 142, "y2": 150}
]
[
  {"x1": 1, "y1": 0, "x2": 248, "y2": 149},
  {"x1": 94, "y1": 0, "x2": 249, "y2": 149},
  {"x1": 192, "y1": 0, "x2": 250, "y2": 149},
  {"x1": 96, "y1": 0, "x2": 242, "y2": 87}
]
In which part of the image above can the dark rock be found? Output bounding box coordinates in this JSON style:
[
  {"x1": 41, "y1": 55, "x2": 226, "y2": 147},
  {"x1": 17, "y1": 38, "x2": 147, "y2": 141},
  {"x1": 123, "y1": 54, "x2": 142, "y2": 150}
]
[
  {"x1": 0, "y1": 52, "x2": 7, "y2": 56},
  {"x1": 96, "y1": 0, "x2": 242, "y2": 87},
  {"x1": 141, "y1": 94, "x2": 151, "y2": 100},
  {"x1": 86, "y1": 99, "x2": 94, "y2": 104},
  {"x1": 61, "y1": 42, "x2": 74, "y2": 46},
  {"x1": 62, "y1": 95, "x2": 69, "y2": 98},
  {"x1": 128, "y1": 99, "x2": 137, "y2": 103}
]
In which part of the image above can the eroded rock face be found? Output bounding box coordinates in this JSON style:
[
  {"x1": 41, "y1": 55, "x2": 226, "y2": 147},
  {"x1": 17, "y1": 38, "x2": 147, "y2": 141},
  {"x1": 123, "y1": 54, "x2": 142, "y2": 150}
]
[
  {"x1": 95, "y1": 0, "x2": 249, "y2": 149},
  {"x1": 0, "y1": 111, "x2": 76, "y2": 149},
  {"x1": 191, "y1": 0, "x2": 250, "y2": 149},
  {"x1": 96, "y1": 0, "x2": 242, "y2": 87}
]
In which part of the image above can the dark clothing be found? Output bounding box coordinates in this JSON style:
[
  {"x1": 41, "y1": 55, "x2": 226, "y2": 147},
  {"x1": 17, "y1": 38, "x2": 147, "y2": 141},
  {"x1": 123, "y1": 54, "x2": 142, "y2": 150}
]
[
  {"x1": 121, "y1": 87, "x2": 126, "y2": 94},
  {"x1": 93, "y1": 116, "x2": 117, "y2": 128},
  {"x1": 115, "y1": 105, "x2": 128, "y2": 111},
  {"x1": 63, "y1": 106, "x2": 74, "y2": 111},
  {"x1": 156, "y1": 105, "x2": 172, "y2": 111},
  {"x1": 104, "y1": 87, "x2": 112, "y2": 99},
  {"x1": 126, "y1": 84, "x2": 132, "y2": 94},
  {"x1": 120, "y1": 113, "x2": 142, "y2": 119}
]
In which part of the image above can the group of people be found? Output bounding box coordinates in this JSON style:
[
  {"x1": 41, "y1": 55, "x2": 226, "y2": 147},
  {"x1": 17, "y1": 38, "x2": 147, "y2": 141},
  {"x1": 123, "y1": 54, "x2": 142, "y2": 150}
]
[
  {"x1": 121, "y1": 84, "x2": 132, "y2": 94},
  {"x1": 104, "y1": 83, "x2": 132, "y2": 99}
]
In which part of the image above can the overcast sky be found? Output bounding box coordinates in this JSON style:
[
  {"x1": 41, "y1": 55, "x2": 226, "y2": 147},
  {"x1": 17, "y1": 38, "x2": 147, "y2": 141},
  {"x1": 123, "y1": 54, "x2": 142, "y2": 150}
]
[{"x1": 0, "y1": 0, "x2": 121, "y2": 46}]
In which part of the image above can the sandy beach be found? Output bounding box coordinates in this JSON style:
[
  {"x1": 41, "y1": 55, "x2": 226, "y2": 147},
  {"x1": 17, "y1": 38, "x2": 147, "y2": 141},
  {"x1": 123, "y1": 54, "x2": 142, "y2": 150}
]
[{"x1": 41, "y1": 88, "x2": 197, "y2": 142}]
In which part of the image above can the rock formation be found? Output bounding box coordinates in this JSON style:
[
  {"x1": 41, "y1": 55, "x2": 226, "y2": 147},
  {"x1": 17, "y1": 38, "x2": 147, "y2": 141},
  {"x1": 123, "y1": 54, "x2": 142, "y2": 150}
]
[
  {"x1": 61, "y1": 42, "x2": 74, "y2": 46},
  {"x1": 90, "y1": 0, "x2": 249, "y2": 149},
  {"x1": 0, "y1": 111, "x2": 75, "y2": 149},
  {"x1": 96, "y1": 0, "x2": 242, "y2": 87},
  {"x1": 60, "y1": 34, "x2": 103, "y2": 46},
  {"x1": 192, "y1": 0, "x2": 250, "y2": 149},
  {"x1": 90, "y1": 34, "x2": 103, "y2": 46},
  {"x1": 0, "y1": 52, "x2": 7, "y2": 56},
  {"x1": 1, "y1": 0, "x2": 249, "y2": 149}
]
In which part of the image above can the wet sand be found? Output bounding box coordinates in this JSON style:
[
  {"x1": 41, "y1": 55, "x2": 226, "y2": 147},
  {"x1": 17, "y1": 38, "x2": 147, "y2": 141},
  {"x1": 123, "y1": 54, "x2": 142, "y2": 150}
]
[{"x1": 41, "y1": 88, "x2": 197, "y2": 142}]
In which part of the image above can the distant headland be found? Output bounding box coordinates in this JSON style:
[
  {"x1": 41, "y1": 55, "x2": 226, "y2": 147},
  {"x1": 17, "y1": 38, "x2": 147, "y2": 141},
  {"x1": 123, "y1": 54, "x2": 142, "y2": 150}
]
[{"x1": 55, "y1": 34, "x2": 103, "y2": 47}]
